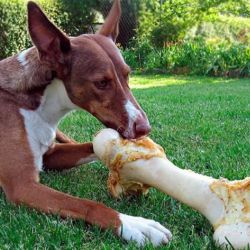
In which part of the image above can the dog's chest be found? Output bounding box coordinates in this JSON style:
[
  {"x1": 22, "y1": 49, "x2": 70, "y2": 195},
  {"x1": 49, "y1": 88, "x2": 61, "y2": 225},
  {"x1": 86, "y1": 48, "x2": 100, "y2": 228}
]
[
  {"x1": 19, "y1": 79, "x2": 76, "y2": 171},
  {"x1": 20, "y1": 108, "x2": 56, "y2": 171}
]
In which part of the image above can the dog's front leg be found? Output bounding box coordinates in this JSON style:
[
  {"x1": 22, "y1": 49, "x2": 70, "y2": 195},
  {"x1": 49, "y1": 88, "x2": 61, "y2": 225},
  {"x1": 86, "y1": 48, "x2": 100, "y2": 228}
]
[
  {"x1": 3, "y1": 176, "x2": 120, "y2": 230},
  {"x1": 56, "y1": 129, "x2": 77, "y2": 144},
  {"x1": 3, "y1": 173, "x2": 171, "y2": 247},
  {"x1": 43, "y1": 143, "x2": 97, "y2": 171}
]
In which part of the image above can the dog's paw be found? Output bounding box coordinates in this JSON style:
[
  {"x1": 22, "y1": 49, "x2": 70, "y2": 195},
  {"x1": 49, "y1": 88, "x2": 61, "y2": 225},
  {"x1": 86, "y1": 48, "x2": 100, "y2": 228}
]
[{"x1": 118, "y1": 213, "x2": 172, "y2": 247}]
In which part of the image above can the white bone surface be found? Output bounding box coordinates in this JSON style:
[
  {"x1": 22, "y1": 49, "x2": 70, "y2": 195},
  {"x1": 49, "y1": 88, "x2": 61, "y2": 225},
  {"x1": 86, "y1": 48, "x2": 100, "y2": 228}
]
[{"x1": 93, "y1": 129, "x2": 250, "y2": 249}]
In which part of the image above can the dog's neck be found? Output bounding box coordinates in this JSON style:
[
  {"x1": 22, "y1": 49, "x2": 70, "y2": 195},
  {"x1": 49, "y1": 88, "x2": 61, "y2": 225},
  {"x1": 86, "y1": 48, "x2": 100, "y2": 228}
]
[
  {"x1": 0, "y1": 47, "x2": 54, "y2": 93},
  {"x1": 0, "y1": 48, "x2": 77, "y2": 126},
  {"x1": 35, "y1": 78, "x2": 77, "y2": 127},
  {"x1": 19, "y1": 78, "x2": 77, "y2": 171}
]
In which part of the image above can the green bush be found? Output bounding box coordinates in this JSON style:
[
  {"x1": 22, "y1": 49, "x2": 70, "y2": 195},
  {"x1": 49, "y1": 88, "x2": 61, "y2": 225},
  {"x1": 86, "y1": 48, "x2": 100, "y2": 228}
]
[
  {"x1": 186, "y1": 15, "x2": 250, "y2": 45},
  {"x1": 0, "y1": 0, "x2": 28, "y2": 59},
  {"x1": 137, "y1": 0, "x2": 201, "y2": 48},
  {"x1": 0, "y1": 0, "x2": 97, "y2": 60},
  {"x1": 137, "y1": 0, "x2": 250, "y2": 48},
  {"x1": 122, "y1": 39, "x2": 250, "y2": 77}
]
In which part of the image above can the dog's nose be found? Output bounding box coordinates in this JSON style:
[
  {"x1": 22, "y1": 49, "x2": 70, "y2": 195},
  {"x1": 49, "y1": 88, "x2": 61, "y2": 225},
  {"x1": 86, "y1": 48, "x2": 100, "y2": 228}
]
[{"x1": 134, "y1": 118, "x2": 151, "y2": 139}]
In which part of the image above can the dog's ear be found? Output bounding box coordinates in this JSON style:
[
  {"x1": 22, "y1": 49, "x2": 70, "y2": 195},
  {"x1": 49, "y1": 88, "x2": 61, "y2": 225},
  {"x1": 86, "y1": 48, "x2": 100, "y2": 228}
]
[
  {"x1": 27, "y1": 1, "x2": 70, "y2": 64},
  {"x1": 98, "y1": 0, "x2": 121, "y2": 42}
]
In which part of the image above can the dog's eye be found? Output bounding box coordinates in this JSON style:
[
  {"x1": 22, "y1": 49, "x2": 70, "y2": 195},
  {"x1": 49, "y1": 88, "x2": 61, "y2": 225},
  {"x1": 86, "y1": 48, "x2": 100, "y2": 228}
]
[{"x1": 94, "y1": 79, "x2": 110, "y2": 90}]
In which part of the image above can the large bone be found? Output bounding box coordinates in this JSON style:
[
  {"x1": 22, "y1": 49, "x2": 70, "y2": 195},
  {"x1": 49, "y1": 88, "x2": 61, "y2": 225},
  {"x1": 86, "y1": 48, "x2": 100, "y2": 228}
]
[{"x1": 93, "y1": 129, "x2": 250, "y2": 249}]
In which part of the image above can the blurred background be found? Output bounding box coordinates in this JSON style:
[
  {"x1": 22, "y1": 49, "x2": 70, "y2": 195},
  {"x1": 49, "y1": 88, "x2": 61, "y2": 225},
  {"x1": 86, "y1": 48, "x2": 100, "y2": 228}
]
[{"x1": 0, "y1": 0, "x2": 249, "y2": 77}]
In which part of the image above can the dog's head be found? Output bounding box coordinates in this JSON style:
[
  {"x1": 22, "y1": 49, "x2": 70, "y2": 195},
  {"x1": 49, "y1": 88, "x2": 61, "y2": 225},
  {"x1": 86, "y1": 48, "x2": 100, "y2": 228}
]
[{"x1": 27, "y1": 0, "x2": 150, "y2": 139}]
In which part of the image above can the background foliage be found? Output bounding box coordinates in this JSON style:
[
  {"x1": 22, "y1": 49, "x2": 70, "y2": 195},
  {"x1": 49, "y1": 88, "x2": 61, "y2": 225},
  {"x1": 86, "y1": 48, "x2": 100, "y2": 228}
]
[
  {"x1": 123, "y1": 39, "x2": 250, "y2": 77},
  {"x1": 0, "y1": 0, "x2": 249, "y2": 77},
  {"x1": 0, "y1": 0, "x2": 140, "y2": 59},
  {"x1": 0, "y1": 0, "x2": 98, "y2": 59},
  {"x1": 131, "y1": 0, "x2": 250, "y2": 77},
  {"x1": 136, "y1": 0, "x2": 250, "y2": 47}
]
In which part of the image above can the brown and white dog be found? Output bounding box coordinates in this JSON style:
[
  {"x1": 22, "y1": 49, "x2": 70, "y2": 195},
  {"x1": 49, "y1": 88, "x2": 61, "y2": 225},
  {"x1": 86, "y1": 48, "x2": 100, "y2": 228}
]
[{"x1": 0, "y1": 0, "x2": 171, "y2": 246}]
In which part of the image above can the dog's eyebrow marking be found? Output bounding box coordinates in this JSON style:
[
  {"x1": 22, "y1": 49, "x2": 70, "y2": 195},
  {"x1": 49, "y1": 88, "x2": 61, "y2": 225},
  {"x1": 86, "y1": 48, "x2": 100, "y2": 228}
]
[{"x1": 17, "y1": 48, "x2": 31, "y2": 67}]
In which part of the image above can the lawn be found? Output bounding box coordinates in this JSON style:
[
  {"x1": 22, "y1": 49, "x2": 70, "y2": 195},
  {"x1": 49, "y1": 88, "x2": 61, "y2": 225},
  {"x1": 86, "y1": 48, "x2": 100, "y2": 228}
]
[{"x1": 0, "y1": 75, "x2": 249, "y2": 249}]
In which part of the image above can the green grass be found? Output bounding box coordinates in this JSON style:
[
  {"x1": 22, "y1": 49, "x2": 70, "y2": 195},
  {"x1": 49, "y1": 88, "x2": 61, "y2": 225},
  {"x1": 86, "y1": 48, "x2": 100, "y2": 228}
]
[{"x1": 0, "y1": 75, "x2": 249, "y2": 249}]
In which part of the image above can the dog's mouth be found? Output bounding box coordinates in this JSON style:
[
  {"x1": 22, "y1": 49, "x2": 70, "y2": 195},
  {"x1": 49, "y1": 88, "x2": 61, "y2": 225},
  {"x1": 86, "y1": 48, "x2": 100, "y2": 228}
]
[{"x1": 103, "y1": 120, "x2": 151, "y2": 140}]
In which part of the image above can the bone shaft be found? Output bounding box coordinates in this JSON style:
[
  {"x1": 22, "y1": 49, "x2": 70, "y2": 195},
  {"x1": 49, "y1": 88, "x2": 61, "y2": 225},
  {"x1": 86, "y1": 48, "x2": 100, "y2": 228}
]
[{"x1": 123, "y1": 157, "x2": 224, "y2": 225}]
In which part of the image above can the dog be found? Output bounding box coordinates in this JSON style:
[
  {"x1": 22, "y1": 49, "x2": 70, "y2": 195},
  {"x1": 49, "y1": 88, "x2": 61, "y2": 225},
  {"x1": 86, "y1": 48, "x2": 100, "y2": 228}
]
[{"x1": 0, "y1": 0, "x2": 171, "y2": 246}]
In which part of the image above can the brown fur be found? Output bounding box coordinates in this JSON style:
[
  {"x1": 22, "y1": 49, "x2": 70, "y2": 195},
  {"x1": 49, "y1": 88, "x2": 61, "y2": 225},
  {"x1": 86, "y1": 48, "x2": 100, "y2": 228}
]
[{"x1": 0, "y1": 0, "x2": 150, "y2": 235}]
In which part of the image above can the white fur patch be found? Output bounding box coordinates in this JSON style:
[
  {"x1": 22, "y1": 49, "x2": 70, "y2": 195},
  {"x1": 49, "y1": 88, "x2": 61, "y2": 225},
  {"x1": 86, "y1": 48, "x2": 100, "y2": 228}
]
[
  {"x1": 76, "y1": 154, "x2": 97, "y2": 165},
  {"x1": 20, "y1": 108, "x2": 56, "y2": 171},
  {"x1": 118, "y1": 213, "x2": 172, "y2": 247},
  {"x1": 123, "y1": 100, "x2": 141, "y2": 137},
  {"x1": 17, "y1": 48, "x2": 31, "y2": 68},
  {"x1": 125, "y1": 100, "x2": 140, "y2": 122},
  {"x1": 20, "y1": 79, "x2": 77, "y2": 171}
]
